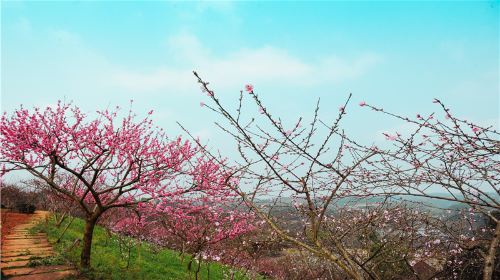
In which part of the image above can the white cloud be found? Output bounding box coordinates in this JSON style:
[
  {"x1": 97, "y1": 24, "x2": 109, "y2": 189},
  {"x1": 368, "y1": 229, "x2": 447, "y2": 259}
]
[
  {"x1": 4, "y1": 27, "x2": 382, "y2": 103},
  {"x1": 320, "y1": 53, "x2": 382, "y2": 82},
  {"x1": 439, "y1": 40, "x2": 465, "y2": 61},
  {"x1": 14, "y1": 17, "x2": 32, "y2": 34},
  {"x1": 112, "y1": 68, "x2": 194, "y2": 93},
  {"x1": 111, "y1": 33, "x2": 383, "y2": 94},
  {"x1": 193, "y1": 128, "x2": 212, "y2": 142},
  {"x1": 49, "y1": 29, "x2": 82, "y2": 45},
  {"x1": 166, "y1": 32, "x2": 212, "y2": 64}
]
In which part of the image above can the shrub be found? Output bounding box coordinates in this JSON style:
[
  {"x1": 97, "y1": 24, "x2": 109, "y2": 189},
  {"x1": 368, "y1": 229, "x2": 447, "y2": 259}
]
[{"x1": 16, "y1": 203, "x2": 36, "y2": 214}]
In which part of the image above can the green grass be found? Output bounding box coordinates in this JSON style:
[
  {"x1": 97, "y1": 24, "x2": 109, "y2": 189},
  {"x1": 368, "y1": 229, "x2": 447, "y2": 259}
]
[
  {"x1": 32, "y1": 216, "x2": 259, "y2": 280},
  {"x1": 28, "y1": 255, "x2": 66, "y2": 267}
]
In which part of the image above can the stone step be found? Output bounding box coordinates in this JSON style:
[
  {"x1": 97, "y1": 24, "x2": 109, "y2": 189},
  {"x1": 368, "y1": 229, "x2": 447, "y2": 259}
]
[
  {"x1": 15, "y1": 225, "x2": 40, "y2": 228},
  {"x1": 2, "y1": 244, "x2": 53, "y2": 251},
  {"x1": 9, "y1": 232, "x2": 34, "y2": 235},
  {"x1": 3, "y1": 240, "x2": 51, "y2": 245},
  {"x1": 2, "y1": 248, "x2": 54, "y2": 258},
  {"x1": 0, "y1": 260, "x2": 30, "y2": 269},
  {"x1": 15, "y1": 225, "x2": 38, "y2": 228},
  {"x1": 7, "y1": 269, "x2": 78, "y2": 280},
  {"x1": 2, "y1": 240, "x2": 50, "y2": 246},
  {"x1": 4, "y1": 234, "x2": 47, "y2": 240},
  {"x1": 6, "y1": 232, "x2": 46, "y2": 236},
  {"x1": 2, "y1": 245, "x2": 53, "y2": 252},
  {"x1": 2, "y1": 265, "x2": 74, "y2": 277},
  {"x1": 1, "y1": 243, "x2": 51, "y2": 249},
  {"x1": 1, "y1": 253, "x2": 54, "y2": 262}
]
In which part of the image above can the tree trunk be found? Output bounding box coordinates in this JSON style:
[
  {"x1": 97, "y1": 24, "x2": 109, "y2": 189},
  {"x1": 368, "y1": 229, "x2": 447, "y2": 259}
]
[
  {"x1": 207, "y1": 264, "x2": 210, "y2": 280},
  {"x1": 56, "y1": 212, "x2": 67, "y2": 227},
  {"x1": 195, "y1": 257, "x2": 201, "y2": 280},
  {"x1": 483, "y1": 221, "x2": 500, "y2": 280},
  {"x1": 57, "y1": 216, "x2": 75, "y2": 243},
  {"x1": 80, "y1": 216, "x2": 98, "y2": 268}
]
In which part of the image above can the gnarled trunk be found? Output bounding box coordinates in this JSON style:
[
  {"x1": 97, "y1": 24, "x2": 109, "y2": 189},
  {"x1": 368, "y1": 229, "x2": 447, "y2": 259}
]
[
  {"x1": 80, "y1": 215, "x2": 99, "y2": 268},
  {"x1": 483, "y1": 221, "x2": 500, "y2": 280}
]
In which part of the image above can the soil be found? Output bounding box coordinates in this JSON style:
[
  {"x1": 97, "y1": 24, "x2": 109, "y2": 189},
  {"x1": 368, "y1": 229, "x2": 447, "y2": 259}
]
[{"x1": 1, "y1": 209, "x2": 32, "y2": 243}]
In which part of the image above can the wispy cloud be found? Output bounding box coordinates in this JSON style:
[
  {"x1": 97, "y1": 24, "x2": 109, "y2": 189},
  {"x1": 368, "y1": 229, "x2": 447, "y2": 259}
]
[
  {"x1": 111, "y1": 33, "x2": 383, "y2": 94},
  {"x1": 13, "y1": 17, "x2": 32, "y2": 34},
  {"x1": 4, "y1": 24, "x2": 382, "y2": 100}
]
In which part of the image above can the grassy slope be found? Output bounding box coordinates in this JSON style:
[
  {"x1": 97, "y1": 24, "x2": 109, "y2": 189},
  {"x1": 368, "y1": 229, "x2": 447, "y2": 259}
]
[{"x1": 33, "y1": 216, "x2": 256, "y2": 280}]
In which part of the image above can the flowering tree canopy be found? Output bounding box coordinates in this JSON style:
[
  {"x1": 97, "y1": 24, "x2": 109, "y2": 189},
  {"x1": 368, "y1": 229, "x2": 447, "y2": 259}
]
[
  {"x1": 192, "y1": 71, "x2": 499, "y2": 280},
  {"x1": 359, "y1": 99, "x2": 500, "y2": 279},
  {"x1": 110, "y1": 159, "x2": 256, "y2": 272},
  {"x1": 0, "y1": 101, "x2": 241, "y2": 268}
]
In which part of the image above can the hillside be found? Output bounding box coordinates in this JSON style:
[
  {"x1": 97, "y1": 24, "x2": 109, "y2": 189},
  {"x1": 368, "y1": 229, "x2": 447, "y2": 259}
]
[{"x1": 32, "y1": 216, "x2": 256, "y2": 280}]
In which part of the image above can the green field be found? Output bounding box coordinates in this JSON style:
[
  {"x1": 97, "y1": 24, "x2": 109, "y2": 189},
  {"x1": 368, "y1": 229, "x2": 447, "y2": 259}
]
[{"x1": 32, "y1": 215, "x2": 257, "y2": 280}]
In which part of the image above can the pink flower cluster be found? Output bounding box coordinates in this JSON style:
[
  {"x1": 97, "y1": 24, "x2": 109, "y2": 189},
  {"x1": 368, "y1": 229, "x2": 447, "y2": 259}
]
[{"x1": 1, "y1": 102, "x2": 255, "y2": 248}]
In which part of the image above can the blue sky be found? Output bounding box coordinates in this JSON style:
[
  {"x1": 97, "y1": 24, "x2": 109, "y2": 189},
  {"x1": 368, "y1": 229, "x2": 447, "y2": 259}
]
[{"x1": 2, "y1": 1, "x2": 498, "y2": 150}]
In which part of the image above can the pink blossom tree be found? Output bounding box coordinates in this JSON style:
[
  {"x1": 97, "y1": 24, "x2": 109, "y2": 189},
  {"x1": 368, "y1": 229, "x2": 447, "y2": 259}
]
[
  {"x1": 110, "y1": 160, "x2": 256, "y2": 279},
  {"x1": 191, "y1": 72, "x2": 499, "y2": 280},
  {"x1": 112, "y1": 201, "x2": 255, "y2": 279},
  {"x1": 191, "y1": 72, "x2": 411, "y2": 279},
  {"x1": 359, "y1": 99, "x2": 499, "y2": 280},
  {"x1": 0, "y1": 102, "x2": 214, "y2": 268}
]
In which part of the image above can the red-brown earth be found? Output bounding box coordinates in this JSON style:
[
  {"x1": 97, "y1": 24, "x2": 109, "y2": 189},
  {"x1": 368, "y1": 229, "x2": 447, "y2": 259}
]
[{"x1": 1, "y1": 209, "x2": 32, "y2": 243}]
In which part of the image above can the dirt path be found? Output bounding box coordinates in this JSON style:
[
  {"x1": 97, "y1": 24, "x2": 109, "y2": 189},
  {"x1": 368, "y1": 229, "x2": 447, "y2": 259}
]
[
  {"x1": 1, "y1": 210, "x2": 32, "y2": 244},
  {"x1": 1, "y1": 211, "x2": 78, "y2": 279}
]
